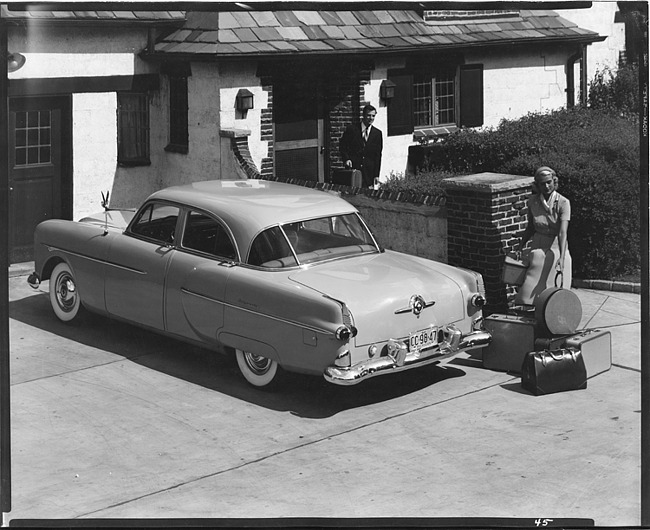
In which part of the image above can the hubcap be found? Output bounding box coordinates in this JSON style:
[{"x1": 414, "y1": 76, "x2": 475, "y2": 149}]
[
  {"x1": 244, "y1": 352, "x2": 272, "y2": 375},
  {"x1": 56, "y1": 274, "x2": 77, "y2": 312}
]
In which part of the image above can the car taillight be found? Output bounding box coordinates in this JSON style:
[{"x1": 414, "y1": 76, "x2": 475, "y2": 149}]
[
  {"x1": 471, "y1": 293, "x2": 486, "y2": 308},
  {"x1": 335, "y1": 325, "x2": 357, "y2": 341}
]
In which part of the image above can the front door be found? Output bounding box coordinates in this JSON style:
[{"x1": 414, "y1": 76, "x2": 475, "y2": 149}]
[
  {"x1": 273, "y1": 80, "x2": 325, "y2": 182},
  {"x1": 8, "y1": 96, "x2": 72, "y2": 263}
]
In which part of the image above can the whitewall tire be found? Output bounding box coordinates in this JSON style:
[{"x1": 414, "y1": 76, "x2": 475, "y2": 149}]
[
  {"x1": 49, "y1": 262, "x2": 81, "y2": 322},
  {"x1": 235, "y1": 349, "x2": 280, "y2": 388}
]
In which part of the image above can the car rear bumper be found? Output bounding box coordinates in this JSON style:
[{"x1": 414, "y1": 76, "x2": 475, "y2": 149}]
[{"x1": 323, "y1": 327, "x2": 492, "y2": 386}]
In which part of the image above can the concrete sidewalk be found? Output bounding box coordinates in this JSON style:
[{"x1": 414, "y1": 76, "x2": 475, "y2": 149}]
[{"x1": 3, "y1": 269, "x2": 643, "y2": 526}]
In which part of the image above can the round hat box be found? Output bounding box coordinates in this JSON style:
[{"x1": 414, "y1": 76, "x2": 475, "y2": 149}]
[{"x1": 534, "y1": 287, "x2": 582, "y2": 335}]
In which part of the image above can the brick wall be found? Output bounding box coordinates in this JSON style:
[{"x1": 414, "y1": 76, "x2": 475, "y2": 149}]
[
  {"x1": 442, "y1": 172, "x2": 533, "y2": 313},
  {"x1": 259, "y1": 76, "x2": 273, "y2": 179}
]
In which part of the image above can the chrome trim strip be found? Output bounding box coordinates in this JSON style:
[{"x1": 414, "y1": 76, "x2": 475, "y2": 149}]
[
  {"x1": 181, "y1": 287, "x2": 335, "y2": 336},
  {"x1": 46, "y1": 246, "x2": 147, "y2": 275},
  {"x1": 323, "y1": 329, "x2": 492, "y2": 386}
]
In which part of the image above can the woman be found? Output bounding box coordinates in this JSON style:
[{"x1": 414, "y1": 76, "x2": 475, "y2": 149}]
[{"x1": 515, "y1": 166, "x2": 572, "y2": 305}]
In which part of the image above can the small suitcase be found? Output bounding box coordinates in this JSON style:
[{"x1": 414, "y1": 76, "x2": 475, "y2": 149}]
[
  {"x1": 564, "y1": 329, "x2": 612, "y2": 379},
  {"x1": 332, "y1": 169, "x2": 363, "y2": 187},
  {"x1": 482, "y1": 313, "x2": 537, "y2": 373}
]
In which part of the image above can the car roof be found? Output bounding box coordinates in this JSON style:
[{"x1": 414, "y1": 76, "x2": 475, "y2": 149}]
[{"x1": 148, "y1": 179, "x2": 359, "y2": 253}]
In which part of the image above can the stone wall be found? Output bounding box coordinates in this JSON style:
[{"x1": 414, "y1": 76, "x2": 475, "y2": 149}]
[{"x1": 344, "y1": 193, "x2": 447, "y2": 262}]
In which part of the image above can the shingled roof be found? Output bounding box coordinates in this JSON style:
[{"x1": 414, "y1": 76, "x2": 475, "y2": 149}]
[
  {"x1": 150, "y1": 9, "x2": 602, "y2": 58},
  {"x1": 0, "y1": 5, "x2": 186, "y2": 24}
]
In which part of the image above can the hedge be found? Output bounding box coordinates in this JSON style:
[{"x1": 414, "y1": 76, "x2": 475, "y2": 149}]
[{"x1": 383, "y1": 108, "x2": 640, "y2": 279}]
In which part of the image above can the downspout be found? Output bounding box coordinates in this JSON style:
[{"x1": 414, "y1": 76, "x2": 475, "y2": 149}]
[{"x1": 566, "y1": 47, "x2": 583, "y2": 108}]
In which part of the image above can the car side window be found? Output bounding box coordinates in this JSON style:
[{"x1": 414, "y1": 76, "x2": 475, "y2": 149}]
[
  {"x1": 248, "y1": 226, "x2": 297, "y2": 268},
  {"x1": 182, "y1": 210, "x2": 237, "y2": 260},
  {"x1": 130, "y1": 202, "x2": 179, "y2": 245}
]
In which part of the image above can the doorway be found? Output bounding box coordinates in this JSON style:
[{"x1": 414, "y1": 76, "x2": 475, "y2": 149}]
[
  {"x1": 8, "y1": 96, "x2": 72, "y2": 263},
  {"x1": 273, "y1": 79, "x2": 325, "y2": 182}
]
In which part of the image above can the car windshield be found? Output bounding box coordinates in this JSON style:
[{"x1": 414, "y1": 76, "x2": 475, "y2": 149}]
[{"x1": 248, "y1": 213, "x2": 379, "y2": 268}]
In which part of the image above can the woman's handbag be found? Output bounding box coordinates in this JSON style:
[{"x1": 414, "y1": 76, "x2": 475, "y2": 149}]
[
  {"x1": 521, "y1": 347, "x2": 587, "y2": 395},
  {"x1": 502, "y1": 252, "x2": 528, "y2": 285}
]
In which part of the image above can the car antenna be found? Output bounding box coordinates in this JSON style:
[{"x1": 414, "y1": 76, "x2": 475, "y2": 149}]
[{"x1": 101, "y1": 191, "x2": 110, "y2": 236}]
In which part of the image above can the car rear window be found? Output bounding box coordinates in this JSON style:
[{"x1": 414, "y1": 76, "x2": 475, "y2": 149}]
[{"x1": 248, "y1": 213, "x2": 378, "y2": 268}]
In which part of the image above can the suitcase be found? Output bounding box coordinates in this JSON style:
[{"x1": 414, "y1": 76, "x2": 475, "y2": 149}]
[
  {"x1": 564, "y1": 329, "x2": 612, "y2": 379},
  {"x1": 482, "y1": 313, "x2": 537, "y2": 373},
  {"x1": 332, "y1": 169, "x2": 363, "y2": 187}
]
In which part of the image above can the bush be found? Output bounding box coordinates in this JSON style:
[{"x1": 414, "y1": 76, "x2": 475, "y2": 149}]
[
  {"x1": 588, "y1": 64, "x2": 640, "y2": 121},
  {"x1": 420, "y1": 108, "x2": 640, "y2": 279},
  {"x1": 380, "y1": 169, "x2": 453, "y2": 197}
]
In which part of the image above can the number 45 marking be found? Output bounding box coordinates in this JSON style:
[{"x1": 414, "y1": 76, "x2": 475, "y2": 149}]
[{"x1": 535, "y1": 519, "x2": 554, "y2": 527}]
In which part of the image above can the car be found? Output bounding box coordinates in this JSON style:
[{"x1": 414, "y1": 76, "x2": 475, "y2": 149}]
[{"x1": 27, "y1": 179, "x2": 491, "y2": 388}]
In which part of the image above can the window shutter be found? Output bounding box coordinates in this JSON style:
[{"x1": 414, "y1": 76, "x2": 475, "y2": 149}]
[
  {"x1": 459, "y1": 64, "x2": 483, "y2": 128},
  {"x1": 387, "y1": 71, "x2": 413, "y2": 137}
]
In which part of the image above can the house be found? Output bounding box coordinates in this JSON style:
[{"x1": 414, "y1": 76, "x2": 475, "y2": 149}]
[{"x1": 4, "y1": 4, "x2": 606, "y2": 263}]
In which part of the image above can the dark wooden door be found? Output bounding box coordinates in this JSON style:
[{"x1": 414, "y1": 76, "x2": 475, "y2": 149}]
[
  {"x1": 9, "y1": 96, "x2": 71, "y2": 263},
  {"x1": 273, "y1": 80, "x2": 325, "y2": 182}
]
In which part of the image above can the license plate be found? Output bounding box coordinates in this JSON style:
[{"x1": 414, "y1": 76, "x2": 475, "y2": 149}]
[{"x1": 409, "y1": 327, "x2": 438, "y2": 352}]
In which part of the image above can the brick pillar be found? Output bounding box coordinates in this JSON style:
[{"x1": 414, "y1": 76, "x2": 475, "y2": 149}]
[{"x1": 442, "y1": 172, "x2": 533, "y2": 313}]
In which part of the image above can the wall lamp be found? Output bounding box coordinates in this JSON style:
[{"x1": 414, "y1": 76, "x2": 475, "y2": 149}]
[
  {"x1": 7, "y1": 52, "x2": 26, "y2": 73},
  {"x1": 380, "y1": 79, "x2": 396, "y2": 101},
  {"x1": 236, "y1": 88, "x2": 254, "y2": 112}
]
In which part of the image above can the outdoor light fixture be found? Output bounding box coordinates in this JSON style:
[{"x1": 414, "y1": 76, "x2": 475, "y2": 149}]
[
  {"x1": 380, "y1": 79, "x2": 396, "y2": 100},
  {"x1": 7, "y1": 52, "x2": 26, "y2": 73},
  {"x1": 235, "y1": 88, "x2": 254, "y2": 111}
]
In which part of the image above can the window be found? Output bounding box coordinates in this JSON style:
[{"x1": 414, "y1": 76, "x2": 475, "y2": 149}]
[
  {"x1": 14, "y1": 110, "x2": 52, "y2": 166},
  {"x1": 129, "y1": 202, "x2": 179, "y2": 245},
  {"x1": 413, "y1": 71, "x2": 456, "y2": 127},
  {"x1": 117, "y1": 92, "x2": 150, "y2": 166},
  {"x1": 387, "y1": 64, "x2": 483, "y2": 137},
  {"x1": 182, "y1": 211, "x2": 237, "y2": 260},
  {"x1": 166, "y1": 74, "x2": 189, "y2": 153},
  {"x1": 247, "y1": 214, "x2": 378, "y2": 268}
]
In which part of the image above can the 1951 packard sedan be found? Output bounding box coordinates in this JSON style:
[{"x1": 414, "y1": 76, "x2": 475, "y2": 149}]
[{"x1": 28, "y1": 179, "x2": 491, "y2": 388}]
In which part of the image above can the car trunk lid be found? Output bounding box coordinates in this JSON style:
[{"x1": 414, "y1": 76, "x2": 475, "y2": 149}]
[{"x1": 288, "y1": 252, "x2": 466, "y2": 345}]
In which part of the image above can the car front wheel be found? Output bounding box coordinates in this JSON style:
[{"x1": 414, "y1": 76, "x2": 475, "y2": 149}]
[
  {"x1": 235, "y1": 349, "x2": 281, "y2": 388},
  {"x1": 49, "y1": 262, "x2": 81, "y2": 322}
]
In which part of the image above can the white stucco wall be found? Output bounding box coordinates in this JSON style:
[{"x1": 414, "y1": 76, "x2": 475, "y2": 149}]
[
  {"x1": 559, "y1": 2, "x2": 626, "y2": 75},
  {"x1": 467, "y1": 47, "x2": 570, "y2": 127},
  {"x1": 72, "y1": 93, "x2": 118, "y2": 220}
]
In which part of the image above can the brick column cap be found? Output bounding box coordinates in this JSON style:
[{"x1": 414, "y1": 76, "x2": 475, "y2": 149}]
[{"x1": 442, "y1": 172, "x2": 533, "y2": 194}]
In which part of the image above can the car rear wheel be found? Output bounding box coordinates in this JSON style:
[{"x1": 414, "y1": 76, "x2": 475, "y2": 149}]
[
  {"x1": 49, "y1": 262, "x2": 81, "y2": 322},
  {"x1": 235, "y1": 349, "x2": 281, "y2": 388}
]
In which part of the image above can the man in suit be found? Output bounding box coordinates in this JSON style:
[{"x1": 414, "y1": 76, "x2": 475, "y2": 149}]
[{"x1": 339, "y1": 104, "x2": 383, "y2": 188}]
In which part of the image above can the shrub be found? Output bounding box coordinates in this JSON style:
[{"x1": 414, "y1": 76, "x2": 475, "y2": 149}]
[
  {"x1": 588, "y1": 64, "x2": 640, "y2": 121},
  {"x1": 380, "y1": 169, "x2": 453, "y2": 197},
  {"x1": 421, "y1": 108, "x2": 640, "y2": 279}
]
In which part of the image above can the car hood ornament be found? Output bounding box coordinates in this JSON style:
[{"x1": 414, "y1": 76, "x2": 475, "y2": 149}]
[{"x1": 395, "y1": 294, "x2": 435, "y2": 316}]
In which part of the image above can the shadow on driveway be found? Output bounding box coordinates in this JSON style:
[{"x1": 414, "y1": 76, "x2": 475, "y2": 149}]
[{"x1": 9, "y1": 290, "x2": 467, "y2": 419}]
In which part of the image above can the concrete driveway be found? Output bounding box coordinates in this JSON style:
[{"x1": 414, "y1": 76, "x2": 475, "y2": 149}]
[{"x1": 5, "y1": 273, "x2": 641, "y2": 525}]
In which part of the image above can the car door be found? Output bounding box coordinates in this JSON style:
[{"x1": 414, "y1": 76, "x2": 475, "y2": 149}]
[
  {"x1": 165, "y1": 209, "x2": 238, "y2": 344},
  {"x1": 104, "y1": 201, "x2": 180, "y2": 330}
]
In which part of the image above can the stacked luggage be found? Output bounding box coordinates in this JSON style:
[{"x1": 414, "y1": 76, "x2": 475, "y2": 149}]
[{"x1": 482, "y1": 285, "x2": 612, "y2": 394}]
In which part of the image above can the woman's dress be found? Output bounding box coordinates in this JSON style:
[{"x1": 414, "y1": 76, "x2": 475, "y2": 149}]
[{"x1": 514, "y1": 191, "x2": 572, "y2": 305}]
